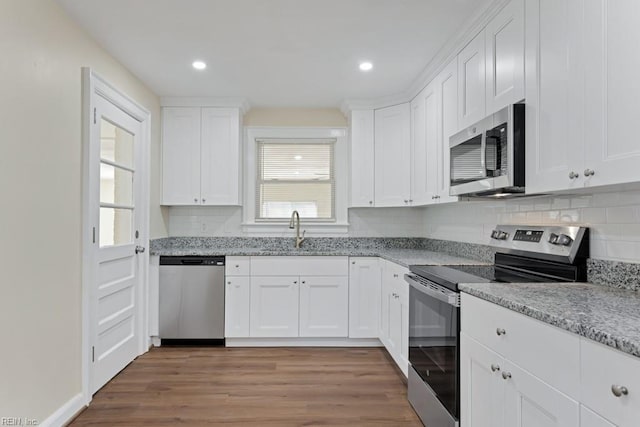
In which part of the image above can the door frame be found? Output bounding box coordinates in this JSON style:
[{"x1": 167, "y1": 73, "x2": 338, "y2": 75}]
[{"x1": 81, "y1": 68, "x2": 151, "y2": 405}]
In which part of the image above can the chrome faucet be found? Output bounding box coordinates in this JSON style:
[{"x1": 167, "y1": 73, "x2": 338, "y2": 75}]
[{"x1": 289, "y1": 210, "x2": 306, "y2": 249}]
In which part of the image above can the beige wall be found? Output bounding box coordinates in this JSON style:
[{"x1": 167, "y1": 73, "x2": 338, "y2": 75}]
[
  {"x1": 244, "y1": 108, "x2": 347, "y2": 127},
  {"x1": 0, "y1": 0, "x2": 165, "y2": 420}
]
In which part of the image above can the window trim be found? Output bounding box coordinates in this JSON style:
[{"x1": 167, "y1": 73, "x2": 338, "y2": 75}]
[{"x1": 243, "y1": 127, "x2": 349, "y2": 234}]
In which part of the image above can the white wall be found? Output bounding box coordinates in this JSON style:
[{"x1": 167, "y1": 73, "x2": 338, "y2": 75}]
[
  {"x1": 423, "y1": 189, "x2": 640, "y2": 262},
  {"x1": 168, "y1": 206, "x2": 426, "y2": 237},
  {"x1": 0, "y1": 0, "x2": 163, "y2": 421}
]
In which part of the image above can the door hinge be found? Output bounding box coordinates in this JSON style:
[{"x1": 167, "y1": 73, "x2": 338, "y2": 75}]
[
  {"x1": 92, "y1": 346, "x2": 95, "y2": 362},
  {"x1": 93, "y1": 108, "x2": 96, "y2": 124},
  {"x1": 92, "y1": 227, "x2": 96, "y2": 244}
]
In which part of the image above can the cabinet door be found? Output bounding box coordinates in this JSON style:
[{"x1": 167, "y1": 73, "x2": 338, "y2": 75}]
[
  {"x1": 485, "y1": 0, "x2": 525, "y2": 114},
  {"x1": 349, "y1": 110, "x2": 375, "y2": 207},
  {"x1": 299, "y1": 276, "x2": 348, "y2": 337},
  {"x1": 436, "y1": 58, "x2": 459, "y2": 203},
  {"x1": 458, "y1": 31, "x2": 486, "y2": 129},
  {"x1": 224, "y1": 276, "x2": 250, "y2": 338},
  {"x1": 584, "y1": 0, "x2": 640, "y2": 188},
  {"x1": 411, "y1": 83, "x2": 439, "y2": 206},
  {"x1": 525, "y1": 0, "x2": 585, "y2": 193},
  {"x1": 374, "y1": 103, "x2": 411, "y2": 207},
  {"x1": 249, "y1": 276, "x2": 299, "y2": 337},
  {"x1": 161, "y1": 107, "x2": 201, "y2": 205},
  {"x1": 503, "y1": 361, "x2": 580, "y2": 427},
  {"x1": 379, "y1": 262, "x2": 393, "y2": 345},
  {"x1": 580, "y1": 406, "x2": 616, "y2": 427},
  {"x1": 387, "y1": 283, "x2": 402, "y2": 362},
  {"x1": 200, "y1": 108, "x2": 241, "y2": 205},
  {"x1": 348, "y1": 258, "x2": 381, "y2": 339},
  {"x1": 397, "y1": 279, "x2": 410, "y2": 377},
  {"x1": 460, "y1": 333, "x2": 505, "y2": 427}
]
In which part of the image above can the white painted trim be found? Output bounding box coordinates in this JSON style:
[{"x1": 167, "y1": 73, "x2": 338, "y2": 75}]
[
  {"x1": 243, "y1": 127, "x2": 349, "y2": 231},
  {"x1": 341, "y1": 0, "x2": 512, "y2": 114},
  {"x1": 81, "y1": 67, "x2": 151, "y2": 405},
  {"x1": 160, "y1": 96, "x2": 250, "y2": 113},
  {"x1": 39, "y1": 393, "x2": 85, "y2": 427},
  {"x1": 225, "y1": 338, "x2": 383, "y2": 347}
]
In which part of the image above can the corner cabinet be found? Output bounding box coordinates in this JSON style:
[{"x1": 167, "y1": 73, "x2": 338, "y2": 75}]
[
  {"x1": 161, "y1": 106, "x2": 241, "y2": 205},
  {"x1": 374, "y1": 103, "x2": 411, "y2": 207}
]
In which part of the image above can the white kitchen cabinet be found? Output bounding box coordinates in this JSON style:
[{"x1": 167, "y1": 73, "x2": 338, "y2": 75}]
[
  {"x1": 349, "y1": 110, "x2": 375, "y2": 207},
  {"x1": 581, "y1": 406, "x2": 616, "y2": 427},
  {"x1": 458, "y1": 30, "x2": 486, "y2": 129},
  {"x1": 580, "y1": 338, "x2": 640, "y2": 427},
  {"x1": 225, "y1": 256, "x2": 250, "y2": 338},
  {"x1": 374, "y1": 103, "x2": 411, "y2": 207},
  {"x1": 249, "y1": 276, "x2": 299, "y2": 337},
  {"x1": 161, "y1": 107, "x2": 201, "y2": 205},
  {"x1": 485, "y1": 0, "x2": 524, "y2": 115},
  {"x1": 524, "y1": 0, "x2": 585, "y2": 194},
  {"x1": 299, "y1": 276, "x2": 348, "y2": 337},
  {"x1": 434, "y1": 58, "x2": 459, "y2": 204},
  {"x1": 348, "y1": 257, "x2": 381, "y2": 339},
  {"x1": 162, "y1": 106, "x2": 241, "y2": 205},
  {"x1": 379, "y1": 260, "x2": 409, "y2": 376},
  {"x1": 411, "y1": 82, "x2": 439, "y2": 206}
]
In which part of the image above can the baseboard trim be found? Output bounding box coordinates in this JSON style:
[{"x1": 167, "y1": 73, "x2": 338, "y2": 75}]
[
  {"x1": 225, "y1": 337, "x2": 383, "y2": 347},
  {"x1": 40, "y1": 393, "x2": 86, "y2": 427}
]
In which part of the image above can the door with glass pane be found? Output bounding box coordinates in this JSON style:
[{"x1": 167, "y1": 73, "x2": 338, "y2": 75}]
[{"x1": 90, "y1": 93, "x2": 143, "y2": 393}]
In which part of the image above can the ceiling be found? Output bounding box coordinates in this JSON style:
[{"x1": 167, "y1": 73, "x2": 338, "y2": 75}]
[{"x1": 57, "y1": 0, "x2": 493, "y2": 108}]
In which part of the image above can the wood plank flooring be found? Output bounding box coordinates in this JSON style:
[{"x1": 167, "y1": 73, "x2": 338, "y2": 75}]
[{"x1": 70, "y1": 347, "x2": 422, "y2": 426}]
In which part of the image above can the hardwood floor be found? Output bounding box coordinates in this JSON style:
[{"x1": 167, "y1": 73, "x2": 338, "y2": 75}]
[{"x1": 70, "y1": 347, "x2": 422, "y2": 426}]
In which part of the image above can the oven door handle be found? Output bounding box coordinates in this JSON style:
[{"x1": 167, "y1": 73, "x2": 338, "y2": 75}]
[{"x1": 404, "y1": 274, "x2": 460, "y2": 307}]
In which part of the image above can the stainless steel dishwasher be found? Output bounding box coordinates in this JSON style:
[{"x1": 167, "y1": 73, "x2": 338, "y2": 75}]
[{"x1": 159, "y1": 256, "x2": 225, "y2": 345}]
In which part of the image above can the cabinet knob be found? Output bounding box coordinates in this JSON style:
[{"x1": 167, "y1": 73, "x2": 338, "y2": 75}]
[
  {"x1": 502, "y1": 371, "x2": 512, "y2": 380},
  {"x1": 293, "y1": 281, "x2": 298, "y2": 284},
  {"x1": 491, "y1": 364, "x2": 501, "y2": 372},
  {"x1": 393, "y1": 274, "x2": 398, "y2": 278},
  {"x1": 302, "y1": 281, "x2": 306, "y2": 284},
  {"x1": 568, "y1": 171, "x2": 579, "y2": 179},
  {"x1": 435, "y1": 195, "x2": 440, "y2": 199},
  {"x1": 409, "y1": 199, "x2": 413, "y2": 203},
  {"x1": 584, "y1": 169, "x2": 595, "y2": 177},
  {"x1": 496, "y1": 328, "x2": 506, "y2": 336},
  {"x1": 202, "y1": 198, "x2": 206, "y2": 203},
  {"x1": 194, "y1": 198, "x2": 198, "y2": 202},
  {"x1": 235, "y1": 264, "x2": 240, "y2": 268},
  {"x1": 369, "y1": 201, "x2": 373, "y2": 205},
  {"x1": 352, "y1": 261, "x2": 356, "y2": 265},
  {"x1": 611, "y1": 385, "x2": 629, "y2": 397}
]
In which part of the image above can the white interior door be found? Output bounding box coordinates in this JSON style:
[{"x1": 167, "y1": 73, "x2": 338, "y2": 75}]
[{"x1": 89, "y1": 93, "x2": 145, "y2": 394}]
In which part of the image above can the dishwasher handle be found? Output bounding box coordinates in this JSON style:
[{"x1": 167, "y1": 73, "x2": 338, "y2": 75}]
[
  {"x1": 181, "y1": 259, "x2": 204, "y2": 265},
  {"x1": 160, "y1": 256, "x2": 225, "y2": 266}
]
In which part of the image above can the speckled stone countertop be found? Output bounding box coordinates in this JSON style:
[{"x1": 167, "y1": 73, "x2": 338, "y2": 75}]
[
  {"x1": 150, "y1": 237, "x2": 489, "y2": 267},
  {"x1": 460, "y1": 282, "x2": 640, "y2": 358}
]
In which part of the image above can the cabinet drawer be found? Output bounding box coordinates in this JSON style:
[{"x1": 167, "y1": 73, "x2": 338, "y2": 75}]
[
  {"x1": 461, "y1": 294, "x2": 580, "y2": 398},
  {"x1": 225, "y1": 256, "x2": 250, "y2": 276},
  {"x1": 580, "y1": 338, "x2": 640, "y2": 427},
  {"x1": 250, "y1": 256, "x2": 348, "y2": 276}
]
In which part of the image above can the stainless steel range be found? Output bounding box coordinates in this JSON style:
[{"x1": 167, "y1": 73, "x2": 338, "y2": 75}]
[{"x1": 405, "y1": 225, "x2": 589, "y2": 427}]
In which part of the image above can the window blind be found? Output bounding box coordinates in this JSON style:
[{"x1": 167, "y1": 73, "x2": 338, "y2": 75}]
[{"x1": 256, "y1": 138, "x2": 335, "y2": 220}]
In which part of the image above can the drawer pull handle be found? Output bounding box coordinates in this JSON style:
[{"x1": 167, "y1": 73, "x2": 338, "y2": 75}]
[
  {"x1": 496, "y1": 328, "x2": 506, "y2": 336},
  {"x1": 235, "y1": 264, "x2": 240, "y2": 268},
  {"x1": 491, "y1": 364, "x2": 501, "y2": 372},
  {"x1": 611, "y1": 385, "x2": 629, "y2": 397},
  {"x1": 502, "y1": 371, "x2": 512, "y2": 380},
  {"x1": 393, "y1": 274, "x2": 398, "y2": 278}
]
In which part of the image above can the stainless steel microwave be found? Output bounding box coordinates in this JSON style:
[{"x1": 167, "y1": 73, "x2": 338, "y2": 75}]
[{"x1": 449, "y1": 104, "x2": 525, "y2": 197}]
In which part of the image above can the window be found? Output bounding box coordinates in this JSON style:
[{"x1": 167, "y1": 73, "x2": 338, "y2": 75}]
[{"x1": 256, "y1": 139, "x2": 335, "y2": 221}]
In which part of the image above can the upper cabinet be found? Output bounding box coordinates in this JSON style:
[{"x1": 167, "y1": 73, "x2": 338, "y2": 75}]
[
  {"x1": 349, "y1": 110, "x2": 375, "y2": 207},
  {"x1": 525, "y1": 0, "x2": 640, "y2": 194},
  {"x1": 374, "y1": 103, "x2": 411, "y2": 207},
  {"x1": 458, "y1": 30, "x2": 486, "y2": 129},
  {"x1": 162, "y1": 106, "x2": 241, "y2": 205},
  {"x1": 485, "y1": 0, "x2": 525, "y2": 114},
  {"x1": 411, "y1": 82, "x2": 440, "y2": 206},
  {"x1": 435, "y1": 58, "x2": 459, "y2": 204}
]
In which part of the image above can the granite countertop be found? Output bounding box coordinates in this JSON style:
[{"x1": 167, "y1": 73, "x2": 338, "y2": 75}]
[
  {"x1": 460, "y1": 282, "x2": 640, "y2": 358},
  {"x1": 151, "y1": 246, "x2": 488, "y2": 268}
]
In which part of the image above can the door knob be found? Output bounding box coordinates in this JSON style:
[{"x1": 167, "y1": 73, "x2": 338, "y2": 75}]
[{"x1": 135, "y1": 246, "x2": 146, "y2": 254}]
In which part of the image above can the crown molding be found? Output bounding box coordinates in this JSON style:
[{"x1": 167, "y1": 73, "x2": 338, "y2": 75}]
[
  {"x1": 160, "y1": 96, "x2": 251, "y2": 114},
  {"x1": 341, "y1": 0, "x2": 511, "y2": 114}
]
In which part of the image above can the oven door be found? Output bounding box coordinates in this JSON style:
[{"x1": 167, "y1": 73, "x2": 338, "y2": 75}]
[{"x1": 406, "y1": 274, "x2": 460, "y2": 424}]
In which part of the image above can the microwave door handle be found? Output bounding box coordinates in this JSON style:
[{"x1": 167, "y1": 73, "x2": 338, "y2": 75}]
[{"x1": 480, "y1": 132, "x2": 487, "y2": 177}]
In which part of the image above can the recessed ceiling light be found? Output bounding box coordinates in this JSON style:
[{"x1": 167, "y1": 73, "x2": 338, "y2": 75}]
[
  {"x1": 359, "y1": 61, "x2": 373, "y2": 72},
  {"x1": 192, "y1": 60, "x2": 207, "y2": 70},
  {"x1": 294, "y1": 155, "x2": 303, "y2": 160}
]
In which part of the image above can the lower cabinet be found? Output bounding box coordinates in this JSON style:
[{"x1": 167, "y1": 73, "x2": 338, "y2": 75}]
[
  {"x1": 348, "y1": 257, "x2": 381, "y2": 338},
  {"x1": 250, "y1": 276, "x2": 299, "y2": 337},
  {"x1": 580, "y1": 406, "x2": 616, "y2": 427},
  {"x1": 299, "y1": 276, "x2": 348, "y2": 337},
  {"x1": 461, "y1": 333, "x2": 579, "y2": 427},
  {"x1": 224, "y1": 276, "x2": 250, "y2": 337},
  {"x1": 379, "y1": 260, "x2": 409, "y2": 376}
]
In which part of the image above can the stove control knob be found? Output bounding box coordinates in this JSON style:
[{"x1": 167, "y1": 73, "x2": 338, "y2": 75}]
[
  {"x1": 557, "y1": 234, "x2": 573, "y2": 246},
  {"x1": 491, "y1": 229, "x2": 509, "y2": 240},
  {"x1": 548, "y1": 233, "x2": 559, "y2": 244}
]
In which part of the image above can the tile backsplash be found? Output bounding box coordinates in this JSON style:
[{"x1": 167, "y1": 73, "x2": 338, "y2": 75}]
[{"x1": 423, "y1": 189, "x2": 640, "y2": 263}]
